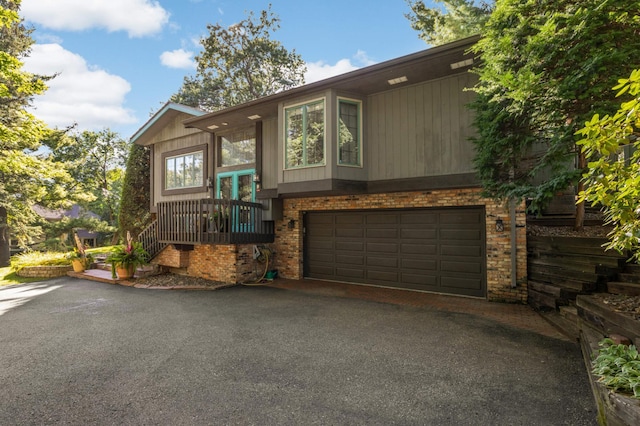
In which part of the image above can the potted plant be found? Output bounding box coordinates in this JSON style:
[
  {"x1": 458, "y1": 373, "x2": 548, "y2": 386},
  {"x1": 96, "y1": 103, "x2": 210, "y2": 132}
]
[
  {"x1": 107, "y1": 232, "x2": 149, "y2": 279},
  {"x1": 67, "y1": 232, "x2": 93, "y2": 272},
  {"x1": 66, "y1": 249, "x2": 94, "y2": 272}
]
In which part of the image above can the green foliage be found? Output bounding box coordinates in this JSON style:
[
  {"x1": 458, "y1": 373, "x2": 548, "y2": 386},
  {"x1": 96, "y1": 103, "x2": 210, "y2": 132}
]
[
  {"x1": 592, "y1": 338, "x2": 640, "y2": 398},
  {"x1": 10, "y1": 250, "x2": 69, "y2": 272},
  {"x1": 470, "y1": 0, "x2": 640, "y2": 216},
  {"x1": 106, "y1": 234, "x2": 148, "y2": 278},
  {"x1": 577, "y1": 70, "x2": 640, "y2": 261},
  {"x1": 49, "y1": 129, "x2": 129, "y2": 227},
  {"x1": 171, "y1": 5, "x2": 306, "y2": 111},
  {"x1": 0, "y1": 266, "x2": 43, "y2": 286},
  {"x1": 405, "y1": 0, "x2": 492, "y2": 46},
  {"x1": 0, "y1": 1, "x2": 81, "y2": 246},
  {"x1": 118, "y1": 143, "x2": 151, "y2": 240}
]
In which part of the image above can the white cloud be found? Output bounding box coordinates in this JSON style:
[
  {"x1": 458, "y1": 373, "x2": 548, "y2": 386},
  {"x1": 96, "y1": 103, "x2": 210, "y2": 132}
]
[
  {"x1": 305, "y1": 50, "x2": 377, "y2": 84},
  {"x1": 21, "y1": 0, "x2": 170, "y2": 37},
  {"x1": 160, "y1": 49, "x2": 196, "y2": 69},
  {"x1": 23, "y1": 44, "x2": 137, "y2": 131}
]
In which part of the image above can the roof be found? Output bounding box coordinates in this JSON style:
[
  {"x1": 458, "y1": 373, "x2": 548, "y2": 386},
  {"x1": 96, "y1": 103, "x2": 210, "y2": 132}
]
[
  {"x1": 130, "y1": 102, "x2": 205, "y2": 146},
  {"x1": 183, "y1": 35, "x2": 480, "y2": 132},
  {"x1": 33, "y1": 204, "x2": 100, "y2": 221}
]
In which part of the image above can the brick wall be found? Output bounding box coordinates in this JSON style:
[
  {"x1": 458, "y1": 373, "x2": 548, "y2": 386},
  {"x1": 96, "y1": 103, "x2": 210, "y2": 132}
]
[
  {"x1": 270, "y1": 188, "x2": 527, "y2": 303},
  {"x1": 16, "y1": 265, "x2": 73, "y2": 278},
  {"x1": 153, "y1": 244, "x2": 190, "y2": 268},
  {"x1": 187, "y1": 243, "x2": 264, "y2": 283}
]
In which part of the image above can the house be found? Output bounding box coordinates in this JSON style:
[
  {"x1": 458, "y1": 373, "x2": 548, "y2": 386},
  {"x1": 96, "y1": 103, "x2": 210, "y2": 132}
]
[
  {"x1": 32, "y1": 204, "x2": 101, "y2": 247},
  {"x1": 131, "y1": 35, "x2": 527, "y2": 303}
]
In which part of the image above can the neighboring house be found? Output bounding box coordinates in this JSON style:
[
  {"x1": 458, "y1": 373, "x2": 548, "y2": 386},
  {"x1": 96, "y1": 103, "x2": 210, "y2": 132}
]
[
  {"x1": 33, "y1": 204, "x2": 100, "y2": 247},
  {"x1": 131, "y1": 35, "x2": 527, "y2": 303}
]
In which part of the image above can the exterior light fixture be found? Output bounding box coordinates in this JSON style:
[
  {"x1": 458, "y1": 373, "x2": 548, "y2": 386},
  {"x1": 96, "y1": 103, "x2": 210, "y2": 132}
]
[
  {"x1": 450, "y1": 58, "x2": 474, "y2": 70},
  {"x1": 287, "y1": 219, "x2": 296, "y2": 229},
  {"x1": 387, "y1": 76, "x2": 408, "y2": 85},
  {"x1": 252, "y1": 173, "x2": 261, "y2": 183},
  {"x1": 221, "y1": 122, "x2": 229, "y2": 126},
  {"x1": 495, "y1": 218, "x2": 504, "y2": 232},
  {"x1": 248, "y1": 114, "x2": 261, "y2": 120},
  {"x1": 207, "y1": 124, "x2": 219, "y2": 130}
]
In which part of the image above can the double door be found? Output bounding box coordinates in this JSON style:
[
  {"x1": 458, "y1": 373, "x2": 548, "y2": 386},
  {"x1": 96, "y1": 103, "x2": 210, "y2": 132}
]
[{"x1": 217, "y1": 170, "x2": 255, "y2": 232}]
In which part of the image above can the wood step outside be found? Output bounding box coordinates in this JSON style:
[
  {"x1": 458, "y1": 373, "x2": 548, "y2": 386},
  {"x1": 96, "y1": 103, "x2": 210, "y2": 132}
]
[{"x1": 606, "y1": 281, "x2": 640, "y2": 297}]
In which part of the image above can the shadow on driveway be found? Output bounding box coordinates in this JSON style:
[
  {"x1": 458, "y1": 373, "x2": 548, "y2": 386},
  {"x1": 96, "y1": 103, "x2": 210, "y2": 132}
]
[{"x1": 0, "y1": 278, "x2": 596, "y2": 425}]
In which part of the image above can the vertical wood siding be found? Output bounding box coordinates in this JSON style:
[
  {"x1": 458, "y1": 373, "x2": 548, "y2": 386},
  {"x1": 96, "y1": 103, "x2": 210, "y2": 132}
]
[
  {"x1": 261, "y1": 117, "x2": 278, "y2": 190},
  {"x1": 367, "y1": 73, "x2": 477, "y2": 180}
]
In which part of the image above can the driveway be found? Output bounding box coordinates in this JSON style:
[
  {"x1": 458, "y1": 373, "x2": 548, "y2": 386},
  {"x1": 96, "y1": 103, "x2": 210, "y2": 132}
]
[{"x1": 1, "y1": 278, "x2": 596, "y2": 425}]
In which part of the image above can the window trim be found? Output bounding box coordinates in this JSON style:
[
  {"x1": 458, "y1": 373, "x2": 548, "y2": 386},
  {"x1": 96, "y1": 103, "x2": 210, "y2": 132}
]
[
  {"x1": 284, "y1": 97, "x2": 326, "y2": 170},
  {"x1": 161, "y1": 144, "x2": 208, "y2": 196},
  {"x1": 337, "y1": 97, "x2": 363, "y2": 168}
]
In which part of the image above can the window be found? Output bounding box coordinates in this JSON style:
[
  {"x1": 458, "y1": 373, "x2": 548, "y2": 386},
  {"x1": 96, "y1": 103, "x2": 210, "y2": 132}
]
[
  {"x1": 219, "y1": 128, "x2": 256, "y2": 167},
  {"x1": 162, "y1": 145, "x2": 207, "y2": 194},
  {"x1": 338, "y1": 99, "x2": 362, "y2": 166},
  {"x1": 285, "y1": 99, "x2": 325, "y2": 168}
]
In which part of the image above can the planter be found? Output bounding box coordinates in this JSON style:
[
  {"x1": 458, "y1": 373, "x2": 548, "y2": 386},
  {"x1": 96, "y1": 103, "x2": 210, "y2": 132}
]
[
  {"x1": 71, "y1": 259, "x2": 86, "y2": 272},
  {"x1": 115, "y1": 265, "x2": 135, "y2": 279}
]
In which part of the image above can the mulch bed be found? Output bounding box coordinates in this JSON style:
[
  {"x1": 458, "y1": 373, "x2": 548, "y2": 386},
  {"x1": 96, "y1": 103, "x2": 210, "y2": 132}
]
[{"x1": 134, "y1": 273, "x2": 230, "y2": 289}]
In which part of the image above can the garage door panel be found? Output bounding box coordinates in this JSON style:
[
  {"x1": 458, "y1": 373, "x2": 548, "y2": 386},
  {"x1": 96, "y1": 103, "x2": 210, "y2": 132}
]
[
  {"x1": 366, "y1": 270, "x2": 399, "y2": 283},
  {"x1": 336, "y1": 267, "x2": 365, "y2": 279},
  {"x1": 401, "y1": 273, "x2": 437, "y2": 286},
  {"x1": 336, "y1": 254, "x2": 365, "y2": 265},
  {"x1": 336, "y1": 241, "x2": 364, "y2": 251},
  {"x1": 441, "y1": 260, "x2": 482, "y2": 274},
  {"x1": 440, "y1": 229, "x2": 482, "y2": 241},
  {"x1": 367, "y1": 256, "x2": 398, "y2": 268},
  {"x1": 305, "y1": 208, "x2": 485, "y2": 297},
  {"x1": 401, "y1": 258, "x2": 437, "y2": 271},
  {"x1": 366, "y1": 228, "x2": 398, "y2": 239},
  {"x1": 441, "y1": 245, "x2": 481, "y2": 257},
  {"x1": 367, "y1": 242, "x2": 399, "y2": 253},
  {"x1": 336, "y1": 228, "x2": 365, "y2": 238},
  {"x1": 401, "y1": 243, "x2": 437, "y2": 255}
]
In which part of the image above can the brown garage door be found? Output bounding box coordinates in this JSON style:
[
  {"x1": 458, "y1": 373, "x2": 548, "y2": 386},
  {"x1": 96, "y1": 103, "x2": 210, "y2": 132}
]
[{"x1": 304, "y1": 208, "x2": 486, "y2": 297}]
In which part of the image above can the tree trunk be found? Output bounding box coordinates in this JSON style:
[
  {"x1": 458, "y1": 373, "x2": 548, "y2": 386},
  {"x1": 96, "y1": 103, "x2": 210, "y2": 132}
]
[{"x1": 0, "y1": 207, "x2": 10, "y2": 267}]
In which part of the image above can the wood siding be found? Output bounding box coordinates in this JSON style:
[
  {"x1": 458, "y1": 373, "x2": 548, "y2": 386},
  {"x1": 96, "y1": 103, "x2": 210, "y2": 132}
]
[
  {"x1": 367, "y1": 72, "x2": 477, "y2": 181},
  {"x1": 261, "y1": 117, "x2": 278, "y2": 190},
  {"x1": 145, "y1": 112, "x2": 204, "y2": 146},
  {"x1": 153, "y1": 131, "x2": 212, "y2": 204}
]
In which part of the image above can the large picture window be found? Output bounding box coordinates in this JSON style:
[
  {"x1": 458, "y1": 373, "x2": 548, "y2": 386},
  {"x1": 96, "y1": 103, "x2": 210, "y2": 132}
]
[
  {"x1": 162, "y1": 144, "x2": 207, "y2": 194},
  {"x1": 338, "y1": 99, "x2": 362, "y2": 166},
  {"x1": 285, "y1": 99, "x2": 325, "y2": 168},
  {"x1": 219, "y1": 128, "x2": 256, "y2": 167}
]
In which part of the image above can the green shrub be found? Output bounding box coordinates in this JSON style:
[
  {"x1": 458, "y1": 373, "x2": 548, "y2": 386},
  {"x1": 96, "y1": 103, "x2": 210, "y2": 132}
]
[
  {"x1": 592, "y1": 338, "x2": 640, "y2": 398},
  {"x1": 10, "y1": 251, "x2": 70, "y2": 272}
]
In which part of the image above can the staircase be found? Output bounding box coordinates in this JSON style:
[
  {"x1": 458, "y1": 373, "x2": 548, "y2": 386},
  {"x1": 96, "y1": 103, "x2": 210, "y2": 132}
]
[
  {"x1": 527, "y1": 236, "x2": 629, "y2": 340},
  {"x1": 605, "y1": 264, "x2": 640, "y2": 296},
  {"x1": 138, "y1": 220, "x2": 167, "y2": 260}
]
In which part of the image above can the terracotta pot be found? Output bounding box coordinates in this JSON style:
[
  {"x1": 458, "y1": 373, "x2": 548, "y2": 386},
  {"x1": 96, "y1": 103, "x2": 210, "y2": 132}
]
[
  {"x1": 71, "y1": 259, "x2": 85, "y2": 273},
  {"x1": 115, "y1": 265, "x2": 135, "y2": 279}
]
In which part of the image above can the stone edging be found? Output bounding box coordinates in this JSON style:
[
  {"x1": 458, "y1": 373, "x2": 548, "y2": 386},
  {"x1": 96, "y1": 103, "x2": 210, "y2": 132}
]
[{"x1": 16, "y1": 265, "x2": 72, "y2": 278}]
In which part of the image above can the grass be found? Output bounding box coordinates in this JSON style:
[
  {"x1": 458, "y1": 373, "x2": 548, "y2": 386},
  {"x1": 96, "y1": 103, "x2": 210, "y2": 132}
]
[{"x1": 0, "y1": 266, "x2": 45, "y2": 286}]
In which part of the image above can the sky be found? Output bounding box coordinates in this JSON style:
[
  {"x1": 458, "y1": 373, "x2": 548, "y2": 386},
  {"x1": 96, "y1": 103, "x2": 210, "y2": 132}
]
[{"x1": 19, "y1": 0, "x2": 430, "y2": 140}]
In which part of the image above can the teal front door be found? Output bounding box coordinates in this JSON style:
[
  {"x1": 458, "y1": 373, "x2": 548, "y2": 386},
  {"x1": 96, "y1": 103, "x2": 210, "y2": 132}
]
[{"x1": 217, "y1": 169, "x2": 255, "y2": 232}]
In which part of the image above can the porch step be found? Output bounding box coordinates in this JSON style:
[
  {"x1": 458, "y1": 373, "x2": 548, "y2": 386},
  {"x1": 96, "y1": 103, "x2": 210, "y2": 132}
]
[
  {"x1": 528, "y1": 269, "x2": 598, "y2": 293},
  {"x1": 607, "y1": 281, "x2": 640, "y2": 297},
  {"x1": 618, "y1": 272, "x2": 640, "y2": 284}
]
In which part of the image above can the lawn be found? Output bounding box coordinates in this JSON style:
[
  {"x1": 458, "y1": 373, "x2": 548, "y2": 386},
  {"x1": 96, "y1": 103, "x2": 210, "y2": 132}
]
[{"x1": 0, "y1": 266, "x2": 46, "y2": 286}]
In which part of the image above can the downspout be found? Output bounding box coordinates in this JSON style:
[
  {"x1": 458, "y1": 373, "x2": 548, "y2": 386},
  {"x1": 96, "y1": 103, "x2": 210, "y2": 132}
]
[{"x1": 510, "y1": 198, "x2": 517, "y2": 288}]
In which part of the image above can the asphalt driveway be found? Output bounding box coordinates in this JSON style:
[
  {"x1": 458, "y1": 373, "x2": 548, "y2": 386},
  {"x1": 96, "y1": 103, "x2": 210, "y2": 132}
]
[{"x1": 1, "y1": 278, "x2": 596, "y2": 425}]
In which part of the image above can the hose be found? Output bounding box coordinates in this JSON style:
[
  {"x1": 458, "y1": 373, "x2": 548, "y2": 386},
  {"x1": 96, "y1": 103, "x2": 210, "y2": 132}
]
[{"x1": 240, "y1": 247, "x2": 272, "y2": 286}]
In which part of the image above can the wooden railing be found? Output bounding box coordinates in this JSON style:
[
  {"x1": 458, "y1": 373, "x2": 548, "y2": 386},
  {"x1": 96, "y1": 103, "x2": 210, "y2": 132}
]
[
  {"x1": 156, "y1": 199, "x2": 274, "y2": 245},
  {"x1": 138, "y1": 220, "x2": 167, "y2": 259}
]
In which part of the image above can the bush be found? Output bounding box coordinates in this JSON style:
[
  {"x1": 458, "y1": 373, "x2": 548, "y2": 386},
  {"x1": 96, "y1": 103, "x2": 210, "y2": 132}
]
[{"x1": 592, "y1": 338, "x2": 640, "y2": 398}]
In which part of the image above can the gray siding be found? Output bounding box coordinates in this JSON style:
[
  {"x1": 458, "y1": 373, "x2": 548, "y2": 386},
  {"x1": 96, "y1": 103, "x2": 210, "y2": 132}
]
[
  {"x1": 367, "y1": 72, "x2": 477, "y2": 181},
  {"x1": 261, "y1": 117, "x2": 278, "y2": 190},
  {"x1": 146, "y1": 112, "x2": 204, "y2": 146},
  {"x1": 153, "y1": 131, "x2": 212, "y2": 203}
]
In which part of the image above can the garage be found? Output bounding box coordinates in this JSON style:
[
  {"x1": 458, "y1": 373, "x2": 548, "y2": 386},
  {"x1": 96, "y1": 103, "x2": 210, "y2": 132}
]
[{"x1": 303, "y1": 208, "x2": 486, "y2": 297}]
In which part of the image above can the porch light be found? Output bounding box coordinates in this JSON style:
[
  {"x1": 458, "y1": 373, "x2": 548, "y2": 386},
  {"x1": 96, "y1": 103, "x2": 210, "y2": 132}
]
[
  {"x1": 207, "y1": 124, "x2": 219, "y2": 130},
  {"x1": 387, "y1": 76, "x2": 408, "y2": 85},
  {"x1": 495, "y1": 218, "x2": 504, "y2": 232},
  {"x1": 248, "y1": 114, "x2": 262, "y2": 120},
  {"x1": 252, "y1": 173, "x2": 261, "y2": 183}
]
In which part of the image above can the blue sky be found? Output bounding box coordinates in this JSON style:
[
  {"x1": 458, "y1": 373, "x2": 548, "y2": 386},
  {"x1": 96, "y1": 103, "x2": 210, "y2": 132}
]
[{"x1": 20, "y1": 0, "x2": 431, "y2": 139}]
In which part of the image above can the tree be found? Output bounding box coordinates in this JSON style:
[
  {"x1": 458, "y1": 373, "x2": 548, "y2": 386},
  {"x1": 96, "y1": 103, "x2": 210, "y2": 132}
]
[
  {"x1": 470, "y1": 0, "x2": 640, "y2": 229},
  {"x1": 0, "y1": 0, "x2": 77, "y2": 247},
  {"x1": 118, "y1": 143, "x2": 151, "y2": 240},
  {"x1": 577, "y1": 70, "x2": 640, "y2": 262},
  {"x1": 49, "y1": 129, "x2": 129, "y2": 228},
  {"x1": 171, "y1": 5, "x2": 306, "y2": 111},
  {"x1": 405, "y1": 0, "x2": 493, "y2": 46}
]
